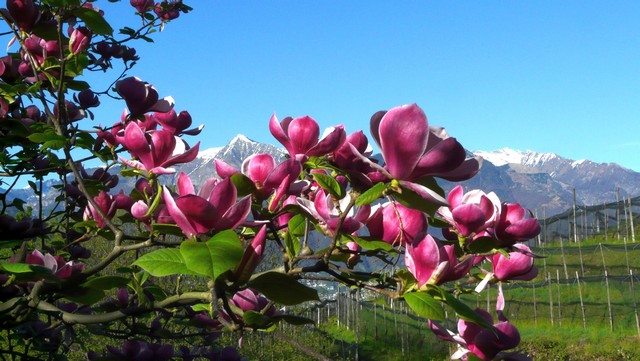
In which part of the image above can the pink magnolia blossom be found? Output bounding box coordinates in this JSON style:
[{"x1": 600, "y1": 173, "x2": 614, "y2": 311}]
[
  {"x1": 436, "y1": 244, "x2": 476, "y2": 285},
  {"x1": 6, "y1": 0, "x2": 40, "y2": 31},
  {"x1": 429, "y1": 308, "x2": 525, "y2": 361},
  {"x1": 130, "y1": 0, "x2": 154, "y2": 13},
  {"x1": 494, "y1": 203, "x2": 541, "y2": 247},
  {"x1": 161, "y1": 176, "x2": 251, "y2": 238},
  {"x1": 491, "y1": 244, "x2": 538, "y2": 282},
  {"x1": 296, "y1": 189, "x2": 370, "y2": 235},
  {"x1": 438, "y1": 185, "x2": 501, "y2": 238},
  {"x1": 269, "y1": 114, "x2": 346, "y2": 162},
  {"x1": 153, "y1": 109, "x2": 203, "y2": 136},
  {"x1": 25, "y1": 250, "x2": 83, "y2": 279},
  {"x1": 230, "y1": 288, "x2": 279, "y2": 317},
  {"x1": 405, "y1": 234, "x2": 446, "y2": 288},
  {"x1": 366, "y1": 201, "x2": 428, "y2": 246},
  {"x1": 69, "y1": 26, "x2": 92, "y2": 55},
  {"x1": 345, "y1": 241, "x2": 362, "y2": 268},
  {"x1": 234, "y1": 226, "x2": 267, "y2": 284},
  {"x1": 83, "y1": 190, "x2": 134, "y2": 228},
  {"x1": 120, "y1": 122, "x2": 200, "y2": 175},
  {"x1": 115, "y1": 77, "x2": 174, "y2": 115}
]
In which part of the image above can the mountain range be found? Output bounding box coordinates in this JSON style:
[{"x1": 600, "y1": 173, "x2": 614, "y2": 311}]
[{"x1": 5, "y1": 135, "x2": 640, "y2": 218}]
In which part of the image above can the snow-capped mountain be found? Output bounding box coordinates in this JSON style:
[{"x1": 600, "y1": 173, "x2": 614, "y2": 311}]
[{"x1": 458, "y1": 148, "x2": 640, "y2": 214}]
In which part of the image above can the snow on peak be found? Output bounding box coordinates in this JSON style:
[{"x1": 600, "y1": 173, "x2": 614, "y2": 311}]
[
  {"x1": 473, "y1": 148, "x2": 559, "y2": 167},
  {"x1": 229, "y1": 134, "x2": 254, "y2": 144},
  {"x1": 198, "y1": 147, "x2": 223, "y2": 161}
]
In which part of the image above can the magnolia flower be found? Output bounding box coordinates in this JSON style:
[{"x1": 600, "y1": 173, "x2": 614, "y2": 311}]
[
  {"x1": 120, "y1": 122, "x2": 200, "y2": 175},
  {"x1": 234, "y1": 226, "x2": 267, "y2": 284},
  {"x1": 429, "y1": 308, "x2": 526, "y2": 361},
  {"x1": 366, "y1": 201, "x2": 428, "y2": 246},
  {"x1": 6, "y1": 0, "x2": 40, "y2": 31},
  {"x1": 269, "y1": 114, "x2": 346, "y2": 161},
  {"x1": 115, "y1": 77, "x2": 173, "y2": 115},
  {"x1": 438, "y1": 185, "x2": 501, "y2": 238},
  {"x1": 230, "y1": 288, "x2": 279, "y2": 317},
  {"x1": 405, "y1": 234, "x2": 446, "y2": 288},
  {"x1": 69, "y1": 26, "x2": 92, "y2": 55},
  {"x1": 491, "y1": 244, "x2": 538, "y2": 282},
  {"x1": 25, "y1": 250, "x2": 83, "y2": 279},
  {"x1": 83, "y1": 191, "x2": 134, "y2": 228},
  {"x1": 153, "y1": 109, "x2": 203, "y2": 136},
  {"x1": 494, "y1": 203, "x2": 541, "y2": 246},
  {"x1": 296, "y1": 189, "x2": 370, "y2": 235},
  {"x1": 130, "y1": 0, "x2": 154, "y2": 13},
  {"x1": 161, "y1": 176, "x2": 251, "y2": 238}
]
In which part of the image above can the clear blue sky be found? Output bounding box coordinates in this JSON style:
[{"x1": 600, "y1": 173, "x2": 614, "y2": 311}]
[{"x1": 93, "y1": 1, "x2": 639, "y2": 171}]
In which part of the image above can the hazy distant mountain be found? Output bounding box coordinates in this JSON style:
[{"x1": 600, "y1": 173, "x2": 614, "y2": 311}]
[{"x1": 4, "y1": 137, "x2": 639, "y2": 218}]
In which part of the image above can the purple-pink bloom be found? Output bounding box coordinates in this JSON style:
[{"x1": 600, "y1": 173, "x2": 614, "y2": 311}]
[
  {"x1": 438, "y1": 185, "x2": 501, "y2": 238},
  {"x1": 494, "y1": 203, "x2": 541, "y2": 247},
  {"x1": 6, "y1": 0, "x2": 40, "y2": 31},
  {"x1": 366, "y1": 201, "x2": 428, "y2": 246},
  {"x1": 130, "y1": 0, "x2": 154, "y2": 12},
  {"x1": 25, "y1": 250, "x2": 83, "y2": 279},
  {"x1": 296, "y1": 189, "x2": 370, "y2": 235},
  {"x1": 115, "y1": 76, "x2": 174, "y2": 116},
  {"x1": 231, "y1": 288, "x2": 279, "y2": 317},
  {"x1": 269, "y1": 114, "x2": 346, "y2": 162},
  {"x1": 437, "y1": 244, "x2": 476, "y2": 285},
  {"x1": 162, "y1": 176, "x2": 251, "y2": 238},
  {"x1": 74, "y1": 89, "x2": 100, "y2": 109},
  {"x1": 154, "y1": 109, "x2": 203, "y2": 136},
  {"x1": 405, "y1": 234, "x2": 446, "y2": 288},
  {"x1": 69, "y1": 26, "x2": 92, "y2": 55},
  {"x1": 491, "y1": 244, "x2": 538, "y2": 282},
  {"x1": 120, "y1": 122, "x2": 200, "y2": 175},
  {"x1": 235, "y1": 225, "x2": 267, "y2": 284},
  {"x1": 83, "y1": 190, "x2": 134, "y2": 228}
]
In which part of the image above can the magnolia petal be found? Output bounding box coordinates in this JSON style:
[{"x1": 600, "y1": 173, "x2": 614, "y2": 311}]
[
  {"x1": 215, "y1": 159, "x2": 239, "y2": 179},
  {"x1": 414, "y1": 137, "x2": 467, "y2": 177},
  {"x1": 164, "y1": 141, "x2": 200, "y2": 168},
  {"x1": 177, "y1": 172, "x2": 195, "y2": 196},
  {"x1": 242, "y1": 154, "x2": 276, "y2": 184},
  {"x1": 287, "y1": 116, "x2": 320, "y2": 156},
  {"x1": 308, "y1": 125, "x2": 346, "y2": 157},
  {"x1": 405, "y1": 234, "x2": 441, "y2": 288},
  {"x1": 162, "y1": 186, "x2": 197, "y2": 238},
  {"x1": 378, "y1": 104, "x2": 429, "y2": 180},
  {"x1": 209, "y1": 177, "x2": 237, "y2": 214},
  {"x1": 268, "y1": 114, "x2": 291, "y2": 153},
  {"x1": 437, "y1": 156, "x2": 482, "y2": 182},
  {"x1": 216, "y1": 195, "x2": 252, "y2": 231}
]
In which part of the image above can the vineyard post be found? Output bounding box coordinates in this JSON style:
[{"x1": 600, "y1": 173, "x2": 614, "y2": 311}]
[
  {"x1": 556, "y1": 269, "x2": 562, "y2": 327},
  {"x1": 548, "y1": 271, "x2": 554, "y2": 327},
  {"x1": 559, "y1": 226, "x2": 569, "y2": 279},
  {"x1": 628, "y1": 196, "x2": 636, "y2": 243},
  {"x1": 604, "y1": 201, "x2": 609, "y2": 242},
  {"x1": 532, "y1": 281, "x2": 538, "y2": 326},
  {"x1": 630, "y1": 269, "x2": 640, "y2": 337},
  {"x1": 605, "y1": 270, "x2": 614, "y2": 332},
  {"x1": 624, "y1": 192, "x2": 630, "y2": 241},
  {"x1": 576, "y1": 271, "x2": 587, "y2": 330},
  {"x1": 617, "y1": 188, "x2": 621, "y2": 240},
  {"x1": 573, "y1": 189, "x2": 578, "y2": 243}
]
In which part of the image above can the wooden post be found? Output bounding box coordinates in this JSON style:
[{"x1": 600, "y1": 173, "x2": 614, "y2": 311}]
[
  {"x1": 604, "y1": 201, "x2": 609, "y2": 242},
  {"x1": 559, "y1": 231, "x2": 569, "y2": 280},
  {"x1": 617, "y1": 188, "x2": 621, "y2": 240},
  {"x1": 573, "y1": 189, "x2": 579, "y2": 243},
  {"x1": 576, "y1": 271, "x2": 586, "y2": 330},
  {"x1": 630, "y1": 269, "x2": 640, "y2": 337},
  {"x1": 543, "y1": 207, "x2": 547, "y2": 245},
  {"x1": 532, "y1": 281, "x2": 538, "y2": 326},
  {"x1": 548, "y1": 272, "x2": 554, "y2": 327},
  {"x1": 605, "y1": 270, "x2": 614, "y2": 332},
  {"x1": 624, "y1": 193, "x2": 630, "y2": 242},
  {"x1": 600, "y1": 243, "x2": 607, "y2": 272},
  {"x1": 628, "y1": 196, "x2": 636, "y2": 243},
  {"x1": 556, "y1": 269, "x2": 562, "y2": 327}
]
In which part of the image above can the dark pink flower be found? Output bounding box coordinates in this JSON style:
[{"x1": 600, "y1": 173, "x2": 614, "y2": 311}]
[
  {"x1": 436, "y1": 244, "x2": 475, "y2": 285},
  {"x1": 405, "y1": 234, "x2": 446, "y2": 288},
  {"x1": 162, "y1": 176, "x2": 251, "y2": 238},
  {"x1": 438, "y1": 185, "x2": 501, "y2": 238},
  {"x1": 154, "y1": 109, "x2": 203, "y2": 136},
  {"x1": 269, "y1": 114, "x2": 346, "y2": 162},
  {"x1": 6, "y1": 0, "x2": 40, "y2": 31},
  {"x1": 231, "y1": 288, "x2": 279, "y2": 317},
  {"x1": 296, "y1": 189, "x2": 370, "y2": 235},
  {"x1": 235, "y1": 225, "x2": 267, "y2": 284},
  {"x1": 74, "y1": 89, "x2": 100, "y2": 109},
  {"x1": 69, "y1": 26, "x2": 92, "y2": 55},
  {"x1": 115, "y1": 77, "x2": 173, "y2": 116},
  {"x1": 130, "y1": 0, "x2": 154, "y2": 13},
  {"x1": 120, "y1": 122, "x2": 200, "y2": 175},
  {"x1": 491, "y1": 244, "x2": 538, "y2": 282},
  {"x1": 83, "y1": 190, "x2": 134, "y2": 228},
  {"x1": 366, "y1": 201, "x2": 427, "y2": 246},
  {"x1": 494, "y1": 203, "x2": 541, "y2": 246},
  {"x1": 25, "y1": 250, "x2": 83, "y2": 279}
]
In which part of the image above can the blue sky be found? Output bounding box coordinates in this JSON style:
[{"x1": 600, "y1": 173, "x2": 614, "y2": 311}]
[{"x1": 94, "y1": 1, "x2": 639, "y2": 170}]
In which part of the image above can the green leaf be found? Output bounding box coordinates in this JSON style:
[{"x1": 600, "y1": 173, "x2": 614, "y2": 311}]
[
  {"x1": 404, "y1": 292, "x2": 445, "y2": 321},
  {"x1": 429, "y1": 285, "x2": 495, "y2": 331},
  {"x1": 312, "y1": 173, "x2": 344, "y2": 199},
  {"x1": 62, "y1": 287, "x2": 105, "y2": 305},
  {"x1": 249, "y1": 272, "x2": 319, "y2": 305},
  {"x1": 66, "y1": 80, "x2": 90, "y2": 91},
  {"x1": 74, "y1": 7, "x2": 113, "y2": 36},
  {"x1": 133, "y1": 248, "x2": 194, "y2": 277},
  {"x1": 180, "y1": 230, "x2": 243, "y2": 281},
  {"x1": 230, "y1": 173, "x2": 256, "y2": 198},
  {"x1": 243, "y1": 310, "x2": 272, "y2": 328},
  {"x1": 344, "y1": 234, "x2": 394, "y2": 252},
  {"x1": 287, "y1": 214, "x2": 307, "y2": 237},
  {"x1": 28, "y1": 132, "x2": 66, "y2": 145},
  {"x1": 82, "y1": 276, "x2": 130, "y2": 290},
  {"x1": 151, "y1": 223, "x2": 186, "y2": 237},
  {"x1": 1, "y1": 263, "x2": 50, "y2": 274},
  {"x1": 355, "y1": 182, "x2": 385, "y2": 206},
  {"x1": 467, "y1": 236, "x2": 498, "y2": 254},
  {"x1": 392, "y1": 185, "x2": 440, "y2": 216},
  {"x1": 396, "y1": 269, "x2": 418, "y2": 293}
]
